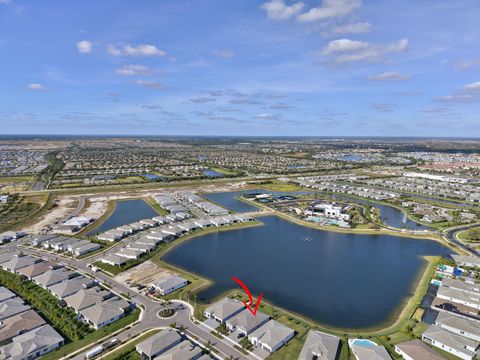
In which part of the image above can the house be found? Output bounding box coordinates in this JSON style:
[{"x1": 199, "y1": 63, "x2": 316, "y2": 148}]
[
  {"x1": 194, "y1": 219, "x2": 214, "y2": 229},
  {"x1": 48, "y1": 276, "x2": 95, "y2": 299},
  {"x1": 16, "y1": 261, "x2": 60, "y2": 280},
  {"x1": 298, "y1": 330, "x2": 340, "y2": 360},
  {"x1": 151, "y1": 276, "x2": 188, "y2": 296},
  {"x1": 152, "y1": 216, "x2": 167, "y2": 224},
  {"x1": 117, "y1": 225, "x2": 135, "y2": 235},
  {"x1": 154, "y1": 340, "x2": 204, "y2": 360},
  {"x1": 137, "y1": 236, "x2": 161, "y2": 246},
  {"x1": 32, "y1": 268, "x2": 77, "y2": 289},
  {"x1": 28, "y1": 234, "x2": 57, "y2": 247},
  {"x1": 203, "y1": 297, "x2": 245, "y2": 324},
  {"x1": 64, "y1": 287, "x2": 111, "y2": 313},
  {"x1": 73, "y1": 242, "x2": 101, "y2": 257},
  {"x1": 51, "y1": 237, "x2": 81, "y2": 252},
  {"x1": 178, "y1": 222, "x2": 199, "y2": 232},
  {"x1": 0, "y1": 324, "x2": 64, "y2": 359},
  {"x1": 422, "y1": 324, "x2": 479, "y2": 360},
  {"x1": 0, "y1": 195, "x2": 8, "y2": 204},
  {"x1": 0, "y1": 297, "x2": 31, "y2": 321},
  {"x1": 451, "y1": 255, "x2": 480, "y2": 268},
  {"x1": 79, "y1": 297, "x2": 130, "y2": 329},
  {"x1": 0, "y1": 308, "x2": 46, "y2": 343},
  {"x1": 225, "y1": 309, "x2": 270, "y2": 336},
  {"x1": 130, "y1": 222, "x2": 147, "y2": 231},
  {"x1": 161, "y1": 227, "x2": 184, "y2": 237},
  {"x1": 209, "y1": 217, "x2": 229, "y2": 227},
  {"x1": 67, "y1": 239, "x2": 91, "y2": 252},
  {"x1": 1, "y1": 255, "x2": 41, "y2": 273},
  {"x1": 100, "y1": 254, "x2": 129, "y2": 266},
  {"x1": 127, "y1": 242, "x2": 156, "y2": 253},
  {"x1": 98, "y1": 232, "x2": 122, "y2": 242},
  {"x1": 349, "y1": 339, "x2": 392, "y2": 360},
  {"x1": 115, "y1": 248, "x2": 145, "y2": 260},
  {"x1": 435, "y1": 312, "x2": 480, "y2": 341},
  {"x1": 394, "y1": 339, "x2": 446, "y2": 360},
  {"x1": 0, "y1": 287, "x2": 16, "y2": 303},
  {"x1": 140, "y1": 219, "x2": 157, "y2": 227},
  {"x1": 248, "y1": 319, "x2": 295, "y2": 353},
  {"x1": 0, "y1": 231, "x2": 24, "y2": 243},
  {"x1": 442, "y1": 278, "x2": 480, "y2": 295},
  {"x1": 147, "y1": 232, "x2": 174, "y2": 243},
  {"x1": 437, "y1": 286, "x2": 480, "y2": 310},
  {"x1": 136, "y1": 328, "x2": 182, "y2": 360}
]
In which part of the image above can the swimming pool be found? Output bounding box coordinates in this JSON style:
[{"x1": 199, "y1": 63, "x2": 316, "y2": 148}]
[{"x1": 349, "y1": 339, "x2": 377, "y2": 347}]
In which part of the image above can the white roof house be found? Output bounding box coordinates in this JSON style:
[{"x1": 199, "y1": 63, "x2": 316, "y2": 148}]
[
  {"x1": 225, "y1": 308, "x2": 270, "y2": 336},
  {"x1": 0, "y1": 297, "x2": 31, "y2": 321},
  {"x1": 248, "y1": 319, "x2": 295, "y2": 353},
  {"x1": 48, "y1": 276, "x2": 95, "y2": 299},
  {"x1": 64, "y1": 287, "x2": 111, "y2": 313},
  {"x1": 437, "y1": 286, "x2": 480, "y2": 310},
  {"x1": 32, "y1": 268, "x2": 77, "y2": 289},
  {"x1": 349, "y1": 339, "x2": 392, "y2": 360},
  {"x1": 0, "y1": 287, "x2": 16, "y2": 303},
  {"x1": 435, "y1": 311, "x2": 480, "y2": 342},
  {"x1": 394, "y1": 339, "x2": 446, "y2": 360},
  {"x1": 79, "y1": 297, "x2": 130, "y2": 329},
  {"x1": 136, "y1": 328, "x2": 182, "y2": 360}
]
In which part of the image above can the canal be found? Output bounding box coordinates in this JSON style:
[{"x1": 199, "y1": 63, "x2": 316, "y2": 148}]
[{"x1": 86, "y1": 199, "x2": 159, "y2": 236}]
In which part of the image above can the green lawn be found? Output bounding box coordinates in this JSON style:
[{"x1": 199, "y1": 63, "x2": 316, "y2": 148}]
[{"x1": 101, "y1": 328, "x2": 161, "y2": 360}]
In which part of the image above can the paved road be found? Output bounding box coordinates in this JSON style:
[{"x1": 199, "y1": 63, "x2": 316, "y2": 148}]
[
  {"x1": 9, "y1": 244, "x2": 253, "y2": 360},
  {"x1": 443, "y1": 224, "x2": 480, "y2": 257}
]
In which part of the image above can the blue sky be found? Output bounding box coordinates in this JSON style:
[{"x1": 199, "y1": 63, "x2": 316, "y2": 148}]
[{"x1": 1, "y1": 0, "x2": 480, "y2": 136}]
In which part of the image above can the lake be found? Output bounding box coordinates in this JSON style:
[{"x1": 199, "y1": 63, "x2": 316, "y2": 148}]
[
  {"x1": 87, "y1": 199, "x2": 159, "y2": 235},
  {"x1": 163, "y1": 215, "x2": 452, "y2": 329}
]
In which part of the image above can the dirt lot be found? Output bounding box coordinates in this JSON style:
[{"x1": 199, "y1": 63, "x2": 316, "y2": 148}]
[{"x1": 114, "y1": 260, "x2": 177, "y2": 287}]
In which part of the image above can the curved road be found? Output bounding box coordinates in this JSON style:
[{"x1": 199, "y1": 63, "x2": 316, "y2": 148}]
[{"x1": 6, "y1": 244, "x2": 253, "y2": 360}]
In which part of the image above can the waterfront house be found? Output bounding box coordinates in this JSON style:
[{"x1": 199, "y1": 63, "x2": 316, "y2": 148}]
[
  {"x1": 136, "y1": 328, "x2": 182, "y2": 360},
  {"x1": 225, "y1": 308, "x2": 270, "y2": 336},
  {"x1": 349, "y1": 339, "x2": 392, "y2": 360},
  {"x1": 435, "y1": 312, "x2": 480, "y2": 342},
  {"x1": 98, "y1": 232, "x2": 122, "y2": 242},
  {"x1": 248, "y1": 319, "x2": 295, "y2": 353},
  {"x1": 298, "y1": 330, "x2": 340, "y2": 360},
  {"x1": 203, "y1": 297, "x2": 245, "y2": 324},
  {"x1": 422, "y1": 324, "x2": 479, "y2": 360},
  {"x1": 394, "y1": 339, "x2": 446, "y2": 360},
  {"x1": 442, "y1": 278, "x2": 480, "y2": 295},
  {"x1": 451, "y1": 255, "x2": 480, "y2": 268},
  {"x1": 437, "y1": 286, "x2": 480, "y2": 310},
  {"x1": 151, "y1": 275, "x2": 188, "y2": 295}
]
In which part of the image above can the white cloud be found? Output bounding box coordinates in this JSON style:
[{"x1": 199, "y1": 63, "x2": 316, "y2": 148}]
[
  {"x1": 332, "y1": 22, "x2": 372, "y2": 34},
  {"x1": 255, "y1": 113, "x2": 279, "y2": 120},
  {"x1": 76, "y1": 40, "x2": 92, "y2": 54},
  {"x1": 321, "y1": 38, "x2": 409, "y2": 63},
  {"x1": 464, "y1": 81, "x2": 480, "y2": 91},
  {"x1": 368, "y1": 71, "x2": 412, "y2": 81},
  {"x1": 26, "y1": 83, "x2": 46, "y2": 91},
  {"x1": 370, "y1": 103, "x2": 394, "y2": 112},
  {"x1": 261, "y1": 0, "x2": 305, "y2": 20},
  {"x1": 132, "y1": 80, "x2": 166, "y2": 90},
  {"x1": 115, "y1": 65, "x2": 153, "y2": 76},
  {"x1": 297, "y1": 0, "x2": 362, "y2": 22},
  {"x1": 212, "y1": 50, "x2": 235, "y2": 58},
  {"x1": 107, "y1": 44, "x2": 166, "y2": 57},
  {"x1": 0, "y1": 0, "x2": 13, "y2": 5}
]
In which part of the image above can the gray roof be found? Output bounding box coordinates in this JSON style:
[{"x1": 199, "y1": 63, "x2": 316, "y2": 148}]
[
  {"x1": 154, "y1": 340, "x2": 203, "y2": 360},
  {"x1": 0, "y1": 252, "x2": 18, "y2": 264},
  {"x1": 0, "y1": 287, "x2": 16, "y2": 303},
  {"x1": 451, "y1": 255, "x2": 480, "y2": 267},
  {"x1": 16, "y1": 261, "x2": 59, "y2": 279},
  {"x1": 48, "y1": 276, "x2": 94, "y2": 299},
  {"x1": 0, "y1": 297, "x2": 31, "y2": 321},
  {"x1": 32, "y1": 268, "x2": 76, "y2": 288},
  {"x1": 74, "y1": 242, "x2": 101, "y2": 253},
  {"x1": 435, "y1": 311, "x2": 480, "y2": 339},
  {"x1": 395, "y1": 339, "x2": 446, "y2": 360},
  {"x1": 154, "y1": 276, "x2": 187, "y2": 291},
  {"x1": 248, "y1": 319, "x2": 295, "y2": 349},
  {"x1": 1, "y1": 255, "x2": 40, "y2": 272},
  {"x1": 136, "y1": 328, "x2": 182, "y2": 357},
  {"x1": 441, "y1": 277, "x2": 480, "y2": 295},
  {"x1": 64, "y1": 287, "x2": 110, "y2": 311},
  {"x1": 225, "y1": 309, "x2": 269, "y2": 334},
  {"x1": 79, "y1": 297, "x2": 129, "y2": 327},
  {"x1": 437, "y1": 285, "x2": 480, "y2": 307},
  {"x1": 0, "y1": 309, "x2": 46, "y2": 343},
  {"x1": 101, "y1": 254, "x2": 128, "y2": 265},
  {"x1": 0, "y1": 324, "x2": 63, "y2": 360},
  {"x1": 298, "y1": 330, "x2": 340, "y2": 360},
  {"x1": 204, "y1": 297, "x2": 244, "y2": 321},
  {"x1": 422, "y1": 324, "x2": 479, "y2": 356},
  {"x1": 351, "y1": 343, "x2": 392, "y2": 360}
]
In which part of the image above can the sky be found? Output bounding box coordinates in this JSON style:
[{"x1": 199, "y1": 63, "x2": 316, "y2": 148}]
[{"x1": 1, "y1": 0, "x2": 480, "y2": 137}]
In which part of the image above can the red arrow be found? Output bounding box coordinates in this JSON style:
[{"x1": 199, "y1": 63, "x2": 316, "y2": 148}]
[{"x1": 232, "y1": 277, "x2": 263, "y2": 316}]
